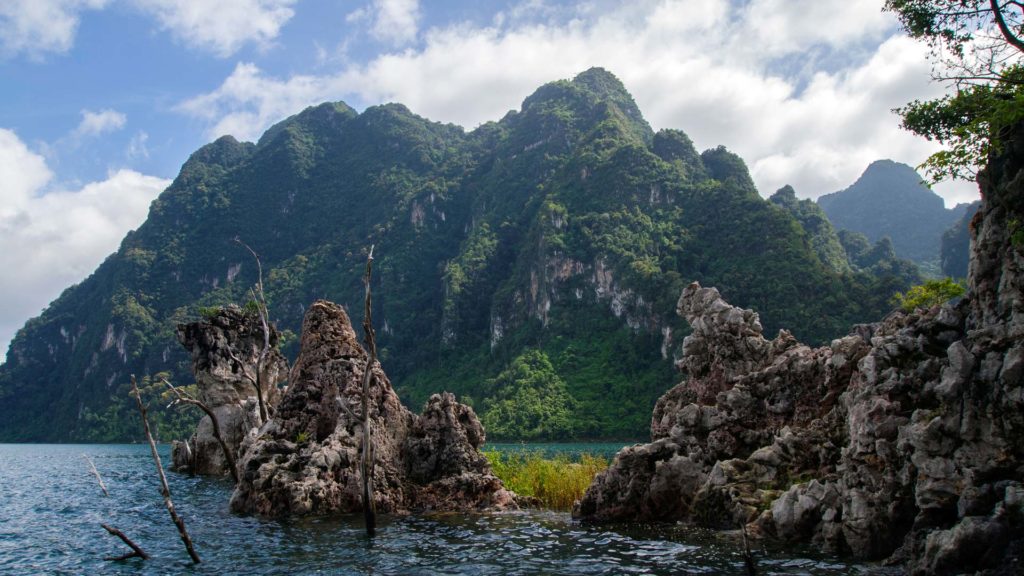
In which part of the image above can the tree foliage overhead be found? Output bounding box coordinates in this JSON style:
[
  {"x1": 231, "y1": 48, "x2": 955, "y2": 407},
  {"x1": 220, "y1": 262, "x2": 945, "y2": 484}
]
[{"x1": 886, "y1": 1, "x2": 1024, "y2": 182}]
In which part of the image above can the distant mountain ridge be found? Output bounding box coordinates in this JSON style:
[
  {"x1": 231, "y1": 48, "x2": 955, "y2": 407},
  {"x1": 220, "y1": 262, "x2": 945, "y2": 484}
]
[
  {"x1": 817, "y1": 159, "x2": 972, "y2": 266},
  {"x1": 0, "y1": 68, "x2": 918, "y2": 442}
]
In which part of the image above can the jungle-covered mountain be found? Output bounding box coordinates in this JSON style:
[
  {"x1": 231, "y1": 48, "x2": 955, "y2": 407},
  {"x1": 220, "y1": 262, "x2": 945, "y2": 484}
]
[
  {"x1": 0, "y1": 68, "x2": 919, "y2": 442},
  {"x1": 817, "y1": 159, "x2": 972, "y2": 269}
]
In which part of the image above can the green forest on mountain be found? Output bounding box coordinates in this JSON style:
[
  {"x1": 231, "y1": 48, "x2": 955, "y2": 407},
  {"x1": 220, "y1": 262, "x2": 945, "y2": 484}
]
[{"x1": 0, "y1": 69, "x2": 921, "y2": 442}]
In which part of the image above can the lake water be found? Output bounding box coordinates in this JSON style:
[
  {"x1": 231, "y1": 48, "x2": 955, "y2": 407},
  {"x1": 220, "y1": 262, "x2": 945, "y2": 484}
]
[{"x1": 0, "y1": 444, "x2": 882, "y2": 575}]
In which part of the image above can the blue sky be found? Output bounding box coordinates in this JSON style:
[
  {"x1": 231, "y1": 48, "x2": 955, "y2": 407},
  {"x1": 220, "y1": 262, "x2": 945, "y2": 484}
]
[{"x1": 0, "y1": 0, "x2": 978, "y2": 359}]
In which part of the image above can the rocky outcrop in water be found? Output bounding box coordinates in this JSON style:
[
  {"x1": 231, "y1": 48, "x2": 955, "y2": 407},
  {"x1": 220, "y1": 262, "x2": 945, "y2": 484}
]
[
  {"x1": 575, "y1": 125, "x2": 1024, "y2": 574},
  {"x1": 229, "y1": 300, "x2": 515, "y2": 517},
  {"x1": 171, "y1": 305, "x2": 289, "y2": 476}
]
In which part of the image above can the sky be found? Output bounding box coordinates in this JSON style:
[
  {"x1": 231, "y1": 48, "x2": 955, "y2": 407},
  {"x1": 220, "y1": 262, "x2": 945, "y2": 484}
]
[{"x1": 0, "y1": 0, "x2": 980, "y2": 360}]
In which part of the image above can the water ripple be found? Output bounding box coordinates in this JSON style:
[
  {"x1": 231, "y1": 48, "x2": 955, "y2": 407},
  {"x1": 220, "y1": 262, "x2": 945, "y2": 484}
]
[{"x1": 0, "y1": 444, "x2": 882, "y2": 575}]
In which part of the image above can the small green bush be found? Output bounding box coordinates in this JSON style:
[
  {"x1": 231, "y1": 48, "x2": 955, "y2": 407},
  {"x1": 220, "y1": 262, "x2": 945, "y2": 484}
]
[
  {"x1": 891, "y1": 277, "x2": 966, "y2": 312},
  {"x1": 198, "y1": 306, "x2": 221, "y2": 320}
]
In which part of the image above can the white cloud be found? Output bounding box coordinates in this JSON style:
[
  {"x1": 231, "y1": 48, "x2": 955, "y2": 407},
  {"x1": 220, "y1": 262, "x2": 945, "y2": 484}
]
[
  {"x1": 126, "y1": 130, "x2": 149, "y2": 159},
  {"x1": 180, "y1": 0, "x2": 978, "y2": 205},
  {"x1": 1, "y1": 0, "x2": 294, "y2": 59},
  {"x1": 132, "y1": 0, "x2": 297, "y2": 56},
  {"x1": 348, "y1": 0, "x2": 421, "y2": 46},
  {"x1": 73, "y1": 108, "x2": 127, "y2": 137},
  {"x1": 369, "y1": 0, "x2": 420, "y2": 46},
  {"x1": 176, "y1": 62, "x2": 341, "y2": 142},
  {"x1": 0, "y1": 128, "x2": 170, "y2": 360},
  {"x1": 0, "y1": 0, "x2": 108, "y2": 59}
]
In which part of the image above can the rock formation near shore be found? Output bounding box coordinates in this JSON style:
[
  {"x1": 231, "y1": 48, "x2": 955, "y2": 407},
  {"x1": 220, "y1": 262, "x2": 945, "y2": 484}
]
[
  {"x1": 575, "y1": 126, "x2": 1024, "y2": 574},
  {"x1": 229, "y1": 300, "x2": 515, "y2": 517},
  {"x1": 171, "y1": 305, "x2": 288, "y2": 475}
]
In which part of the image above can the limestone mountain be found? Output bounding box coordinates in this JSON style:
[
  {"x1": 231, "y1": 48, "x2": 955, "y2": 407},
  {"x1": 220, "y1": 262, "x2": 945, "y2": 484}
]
[
  {"x1": 0, "y1": 68, "x2": 918, "y2": 442},
  {"x1": 817, "y1": 159, "x2": 973, "y2": 266}
]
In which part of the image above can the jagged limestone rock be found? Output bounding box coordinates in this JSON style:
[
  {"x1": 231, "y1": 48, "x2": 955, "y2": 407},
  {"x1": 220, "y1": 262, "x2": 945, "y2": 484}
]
[
  {"x1": 229, "y1": 300, "x2": 515, "y2": 517},
  {"x1": 577, "y1": 272, "x2": 1023, "y2": 573},
  {"x1": 171, "y1": 304, "x2": 288, "y2": 476},
  {"x1": 575, "y1": 136, "x2": 1024, "y2": 576}
]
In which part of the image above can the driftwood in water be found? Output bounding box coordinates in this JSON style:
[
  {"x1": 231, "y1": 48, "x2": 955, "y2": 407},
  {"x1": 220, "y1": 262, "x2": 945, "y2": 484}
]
[
  {"x1": 163, "y1": 378, "x2": 239, "y2": 484},
  {"x1": 85, "y1": 456, "x2": 148, "y2": 561},
  {"x1": 360, "y1": 245, "x2": 378, "y2": 537},
  {"x1": 130, "y1": 375, "x2": 201, "y2": 564},
  {"x1": 83, "y1": 454, "x2": 109, "y2": 497},
  {"x1": 101, "y1": 523, "x2": 150, "y2": 561}
]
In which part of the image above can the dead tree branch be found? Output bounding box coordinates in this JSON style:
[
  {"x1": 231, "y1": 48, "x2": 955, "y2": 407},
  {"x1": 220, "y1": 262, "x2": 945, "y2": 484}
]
[
  {"x1": 234, "y1": 238, "x2": 272, "y2": 424},
  {"x1": 87, "y1": 452, "x2": 148, "y2": 561},
  {"x1": 163, "y1": 378, "x2": 240, "y2": 484},
  {"x1": 181, "y1": 439, "x2": 195, "y2": 476},
  {"x1": 83, "y1": 454, "x2": 109, "y2": 497},
  {"x1": 130, "y1": 375, "x2": 201, "y2": 564},
  {"x1": 360, "y1": 245, "x2": 378, "y2": 537},
  {"x1": 101, "y1": 523, "x2": 150, "y2": 561}
]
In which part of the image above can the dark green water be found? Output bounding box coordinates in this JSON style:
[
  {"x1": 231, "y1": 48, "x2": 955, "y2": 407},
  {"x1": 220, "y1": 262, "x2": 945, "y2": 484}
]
[{"x1": 0, "y1": 444, "x2": 880, "y2": 575}]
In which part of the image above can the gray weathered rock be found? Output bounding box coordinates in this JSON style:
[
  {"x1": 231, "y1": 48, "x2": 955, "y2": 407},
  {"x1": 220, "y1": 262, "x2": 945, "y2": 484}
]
[
  {"x1": 575, "y1": 124, "x2": 1024, "y2": 574},
  {"x1": 171, "y1": 304, "x2": 288, "y2": 476},
  {"x1": 229, "y1": 300, "x2": 515, "y2": 517}
]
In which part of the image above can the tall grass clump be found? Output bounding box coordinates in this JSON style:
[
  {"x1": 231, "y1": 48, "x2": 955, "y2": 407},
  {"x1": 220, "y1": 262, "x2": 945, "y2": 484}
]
[{"x1": 484, "y1": 450, "x2": 608, "y2": 510}]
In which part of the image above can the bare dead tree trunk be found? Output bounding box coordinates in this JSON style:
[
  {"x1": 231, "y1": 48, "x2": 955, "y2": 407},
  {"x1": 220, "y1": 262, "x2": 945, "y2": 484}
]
[
  {"x1": 101, "y1": 523, "x2": 150, "y2": 561},
  {"x1": 360, "y1": 245, "x2": 378, "y2": 537},
  {"x1": 130, "y1": 375, "x2": 201, "y2": 564},
  {"x1": 740, "y1": 522, "x2": 757, "y2": 576},
  {"x1": 163, "y1": 378, "x2": 240, "y2": 484},
  {"x1": 235, "y1": 238, "x2": 272, "y2": 425},
  {"x1": 83, "y1": 454, "x2": 109, "y2": 497}
]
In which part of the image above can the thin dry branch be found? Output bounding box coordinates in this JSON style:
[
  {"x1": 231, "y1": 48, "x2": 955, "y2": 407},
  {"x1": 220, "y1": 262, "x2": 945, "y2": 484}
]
[
  {"x1": 83, "y1": 454, "x2": 109, "y2": 497},
  {"x1": 163, "y1": 378, "x2": 240, "y2": 484},
  {"x1": 181, "y1": 439, "x2": 195, "y2": 476},
  {"x1": 335, "y1": 396, "x2": 359, "y2": 422},
  {"x1": 101, "y1": 523, "x2": 150, "y2": 561},
  {"x1": 224, "y1": 347, "x2": 259, "y2": 388},
  {"x1": 130, "y1": 375, "x2": 201, "y2": 564},
  {"x1": 223, "y1": 342, "x2": 266, "y2": 424},
  {"x1": 234, "y1": 238, "x2": 272, "y2": 424}
]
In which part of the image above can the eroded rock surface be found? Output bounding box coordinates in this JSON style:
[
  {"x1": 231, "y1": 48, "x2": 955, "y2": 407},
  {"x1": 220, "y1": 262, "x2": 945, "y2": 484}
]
[
  {"x1": 171, "y1": 304, "x2": 288, "y2": 476},
  {"x1": 229, "y1": 300, "x2": 515, "y2": 517},
  {"x1": 575, "y1": 124, "x2": 1024, "y2": 574}
]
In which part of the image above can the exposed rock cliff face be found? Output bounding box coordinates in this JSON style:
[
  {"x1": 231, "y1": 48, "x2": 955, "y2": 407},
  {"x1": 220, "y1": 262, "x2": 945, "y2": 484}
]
[
  {"x1": 171, "y1": 305, "x2": 288, "y2": 475},
  {"x1": 575, "y1": 126, "x2": 1024, "y2": 574},
  {"x1": 229, "y1": 300, "x2": 515, "y2": 517}
]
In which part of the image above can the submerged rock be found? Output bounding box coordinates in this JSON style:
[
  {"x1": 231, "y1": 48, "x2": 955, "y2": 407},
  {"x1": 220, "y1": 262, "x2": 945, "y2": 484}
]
[
  {"x1": 171, "y1": 304, "x2": 288, "y2": 476},
  {"x1": 229, "y1": 300, "x2": 515, "y2": 517},
  {"x1": 575, "y1": 123, "x2": 1024, "y2": 574}
]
